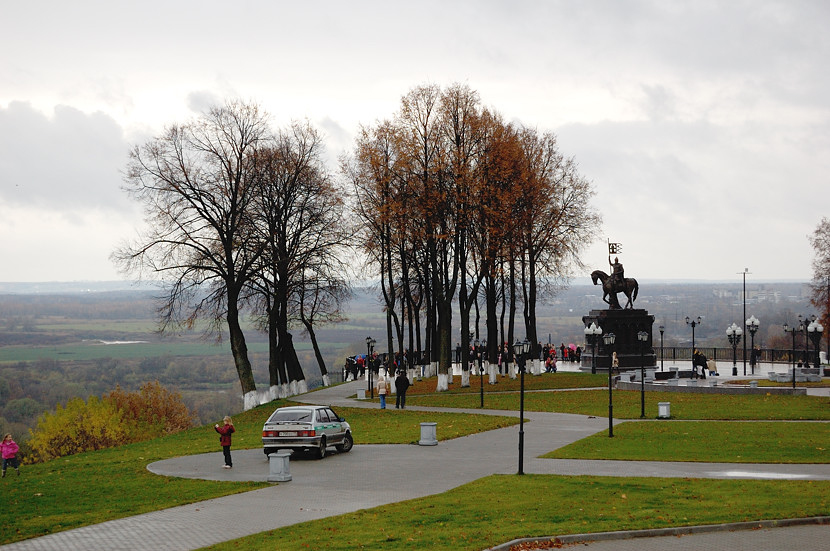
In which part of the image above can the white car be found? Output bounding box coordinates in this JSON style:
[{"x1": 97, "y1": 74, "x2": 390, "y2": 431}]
[{"x1": 261, "y1": 405, "x2": 353, "y2": 459}]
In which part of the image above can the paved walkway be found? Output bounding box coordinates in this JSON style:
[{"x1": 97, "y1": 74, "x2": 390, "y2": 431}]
[{"x1": 2, "y1": 378, "x2": 828, "y2": 550}]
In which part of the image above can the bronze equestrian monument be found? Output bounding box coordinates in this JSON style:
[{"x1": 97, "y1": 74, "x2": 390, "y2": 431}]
[{"x1": 582, "y1": 242, "x2": 656, "y2": 373}]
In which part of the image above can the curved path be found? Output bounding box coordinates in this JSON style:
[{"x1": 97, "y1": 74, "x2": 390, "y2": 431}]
[{"x1": 2, "y1": 380, "x2": 828, "y2": 550}]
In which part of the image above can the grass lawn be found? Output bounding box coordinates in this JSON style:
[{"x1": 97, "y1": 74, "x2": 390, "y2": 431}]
[
  {"x1": 406, "y1": 388, "x2": 830, "y2": 419},
  {"x1": 203, "y1": 474, "x2": 830, "y2": 551},
  {"x1": 545, "y1": 421, "x2": 829, "y2": 463},
  {"x1": 0, "y1": 400, "x2": 516, "y2": 545}
]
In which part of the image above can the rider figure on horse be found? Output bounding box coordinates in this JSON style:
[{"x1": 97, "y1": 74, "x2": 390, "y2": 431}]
[{"x1": 609, "y1": 256, "x2": 624, "y2": 291}]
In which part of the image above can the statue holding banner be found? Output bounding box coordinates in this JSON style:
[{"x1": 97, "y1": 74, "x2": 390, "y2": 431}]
[{"x1": 590, "y1": 241, "x2": 639, "y2": 310}]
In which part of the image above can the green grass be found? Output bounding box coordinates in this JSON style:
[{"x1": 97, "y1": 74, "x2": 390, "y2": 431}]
[
  {"x1": 545, "y1": 421, "x2": 829, "y2": 463},
  {"x1": 4, "y1": 385, "x2": 829, "y2": 547},
  {"x1": 0, "y1": 400, "x2": 516, "y2": 545},
  {"x1": 203, "y1": 475, "x2": 830, "y2": 550},
  {"x1": 407, "y1": 388, "x2": 830, "y2": 419}
]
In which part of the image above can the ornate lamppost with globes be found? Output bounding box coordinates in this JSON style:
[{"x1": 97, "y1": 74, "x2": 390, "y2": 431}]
[
  {"x1": 584, "y1": 322, "x2": 602, "y2": 374},
  {"x1": 745, "y1": 315, "x2": 759, "y2": 375},
  {"x1": 603, "y1": 332, "x2": 616, "y2": 437},
  {"x1": 686, "y1": 316, "x2": 702, "y2": 378},
  {"x1": 475, "y1": 338, "x2": 486, "y2": 408},
  {"x1": 783, "y1": 321, "x2": 800, "y2": 390},
  {"x1": 799, "y1": 314, "x2": 816, "y2": 368},
  {"x1": 637, "y1": 331, "x2": 648, "y2": 418},
  {"x1": 365, "y1": 337, "x2": 376, "y2": 399},
  {"x1": 726, "y1": 323, "x2": 743, "y2": 377},
  {"x1": 658, "y1": 324, "x2": 665, "y2": 371},
  {"x1": 807, "y1": 319, "x2": 824, "y2": 370},
  {"x1": 513, "y1": 338, "x2": 531, "y2": 474}
]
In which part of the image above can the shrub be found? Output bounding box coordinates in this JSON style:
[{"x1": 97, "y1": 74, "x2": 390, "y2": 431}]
[
  {"x1": 28, "y1": 396, "x2": 130, "y2": 462},
  {"x1": 106, "y1": 381, "x2": 196, "y2": 440},
  {"x1": 27, "y1": 381, "x2": 196, "y2": 463}
]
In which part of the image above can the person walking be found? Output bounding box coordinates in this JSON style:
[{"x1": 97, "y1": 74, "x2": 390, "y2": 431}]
[
  {"x1": 214, "y1": 416, "x2": 235, "y2": 469},
  {"x1": 377, "y1": 375, "x2": 389, "y2": 409},
  {"x1": 1, "y1": 433, "x2": 20, "y2": 477},
  {"x1": 395, "y1": 370, "x2": 411, "y2": 409}
]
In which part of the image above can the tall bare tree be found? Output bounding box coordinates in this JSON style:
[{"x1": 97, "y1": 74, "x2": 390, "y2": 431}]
[
  {"x1": 113, "y1": 100, "x2": 268, "y2": 405},
  {"x1": 247, "y1": 121, "x2": 346, "y2": 397}
]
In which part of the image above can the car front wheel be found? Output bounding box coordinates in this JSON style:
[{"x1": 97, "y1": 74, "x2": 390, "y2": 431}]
[{"x1": 335, "y1": 432, "x2": 353, "y2": 453}]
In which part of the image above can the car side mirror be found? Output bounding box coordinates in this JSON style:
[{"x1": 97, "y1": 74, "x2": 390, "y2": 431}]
[{"x1": 339, "y1": 417, "x2": 346, "y2": 422}]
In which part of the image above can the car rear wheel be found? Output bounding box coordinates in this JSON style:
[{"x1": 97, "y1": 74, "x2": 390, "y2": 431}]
[
  {"x1": 314, "y1": 437, "x2": 327, "y2": 459},
  {"x1": 335, "y1": 432, "x2": 353, "y2": 453},
  {"x1": 264, "y1": 447, "x2": 278, "y2": 456}
]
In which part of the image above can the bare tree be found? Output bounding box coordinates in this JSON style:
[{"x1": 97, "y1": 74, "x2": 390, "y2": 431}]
[
  {"x1": 113, "y1": 100, "x2": 269, "y2": 406},
  {"x1": 247, "y1": 121, "x2": 347, "y2": 397}
]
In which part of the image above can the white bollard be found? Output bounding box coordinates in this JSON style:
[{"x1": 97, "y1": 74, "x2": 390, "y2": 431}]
[{"x1": 267, "y1": 451, "x2": 292, "y2": 482}]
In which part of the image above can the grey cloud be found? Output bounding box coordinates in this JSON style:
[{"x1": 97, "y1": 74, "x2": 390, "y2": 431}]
[{"x1": 0, "y1": 101, "x2": 132, "y2": 212}]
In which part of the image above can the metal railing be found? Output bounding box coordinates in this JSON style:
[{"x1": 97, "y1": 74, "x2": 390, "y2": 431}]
[{"x1": 656, "y1": 347, "x2": 818, "y2": 365}]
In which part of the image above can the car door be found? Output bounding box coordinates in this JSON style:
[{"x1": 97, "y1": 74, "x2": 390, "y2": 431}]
[{"x1": 320, "y1": 407, "x2": 343, "y2": 445}]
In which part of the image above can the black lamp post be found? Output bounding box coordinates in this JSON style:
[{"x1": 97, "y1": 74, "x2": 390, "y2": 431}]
[
  {"x1": 603, "y1": 332, "x2": 616, "y2": 437},
  {"x1": 726, "y1": 323, "x2": 743, "y2": 377},
  {"x1": 637, "y1": 331, "x2": 648, "y2": 418},
  {"x1": 658, "y1": 324, "x2": 665, "y2": 372},
  {"x1": 476, "y1": 338, "x2": 486, "y2": 408},
  {"x1": 513, "y1": 338, "x2": 530, "y2": 475},
  {"x1": 686, "y1": 316, "x2": 702, "y2": 379},
  {"x1": 783, "y1": 322, "x2": 800, "y2": 389},
  {"x1": 366, "y1": 337, "x2": 376, "y2": 399},
  {"x1": 800, "y1": 314, "x2": 816, "y2": 368},
  {"x1": 584, "y1": 322, "x2": 602, "y2": 375},
  {"x1": 746, "y1": 315, "x2": 759, "y2": 375},
  {"x1": 808, "y1": 319, "x2": 824, "y2": 369}
]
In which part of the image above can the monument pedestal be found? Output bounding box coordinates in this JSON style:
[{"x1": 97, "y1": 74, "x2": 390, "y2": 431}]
[{"x1": 581, "y1": 309, "x2": 656, "y2": 372}]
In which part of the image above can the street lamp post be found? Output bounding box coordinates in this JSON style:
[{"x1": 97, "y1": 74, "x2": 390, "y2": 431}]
[
  {"x1": 584, "y1": 322, "x2": 602, "y2": 375},
  {"x1": 808, "y1": 319, "x2": 824, "y2": 370},
  {"x1": 476, "y1": 338, "x2": 486, "y2": 408},
  {"x1": 800, "y1": 314, "x2": 816, "y2": 368},
  {"x1": 366, "y1": 337, "x2": 376, "y2": 399},
  {"x1": 686, "y1": 316, "x2": 702, "y2": 379},
  {"x1": 659, "y1": 324, "x2": 665, "y2": 371},
  {"x1": 637, "y1": 331, "x2": 648, "y2": 418},
  {"x1": 739, "y1": 268, "x2": 750, "y2": 377},
  {"x1": 726, "y1": 323, "x2": 743, "y2": 377},
  {"x1": 746, "y1": 315, "x2": 759, "y2": 375},
  {"x1": 603, "y1": 332, "x2": 616, "y2": 437},
  {"x1": 783, "y1": 322, "x2": 800, "y2": 390},
  {"x1": 513, "y1": 338, "x2": 531, "y2": 474}
]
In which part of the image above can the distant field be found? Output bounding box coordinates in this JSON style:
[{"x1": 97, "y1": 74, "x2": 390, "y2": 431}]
[{"x1": 0, "y1": 341, "x2": 267, "y2": 363}]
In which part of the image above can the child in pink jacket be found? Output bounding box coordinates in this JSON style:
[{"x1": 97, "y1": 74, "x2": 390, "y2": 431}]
[{"x1": 1, "y1": 433, "x2": 20, "y2": 477}]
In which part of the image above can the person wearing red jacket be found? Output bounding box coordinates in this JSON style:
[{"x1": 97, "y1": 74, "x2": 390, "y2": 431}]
[
  {"x1": 214, "y1": 416, "x2": 235, "y2": 469},
  {"x1": 1, "y1": 433, "x2": 20, "y2": 477}
]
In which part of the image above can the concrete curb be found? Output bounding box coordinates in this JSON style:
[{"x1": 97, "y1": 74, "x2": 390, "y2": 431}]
[{"x1": 485, "y1": 516, "x2": 830, "y2": 550}]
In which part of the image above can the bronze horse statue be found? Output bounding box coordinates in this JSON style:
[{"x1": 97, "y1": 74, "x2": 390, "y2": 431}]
[{"x1": 591, "y1": 270, "x2": 639, "y2": 310}]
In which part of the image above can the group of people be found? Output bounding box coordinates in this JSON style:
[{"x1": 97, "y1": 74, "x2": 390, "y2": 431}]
[{"x1": 375, "y1": 369, "x2": 411, "y2": 409}]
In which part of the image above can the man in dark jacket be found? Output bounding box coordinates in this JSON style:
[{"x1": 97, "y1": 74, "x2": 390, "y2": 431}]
[{"x1": 395, "y1": 370, "x2": 411, "y2": 409}]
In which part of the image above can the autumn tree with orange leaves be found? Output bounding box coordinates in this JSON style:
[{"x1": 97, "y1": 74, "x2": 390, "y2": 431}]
[{"x1": 345, "y1": 83, "x2": 601, "y2": 391}]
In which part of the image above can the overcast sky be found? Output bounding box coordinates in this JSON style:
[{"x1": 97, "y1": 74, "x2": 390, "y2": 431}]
[{"x1": 1, "y1": 0, "x2": 827, "y2": 283}]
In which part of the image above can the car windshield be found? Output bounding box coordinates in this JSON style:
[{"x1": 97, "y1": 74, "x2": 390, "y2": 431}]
[{"x1": 268, "y1": 409, "x2": 313, "y2": 423}]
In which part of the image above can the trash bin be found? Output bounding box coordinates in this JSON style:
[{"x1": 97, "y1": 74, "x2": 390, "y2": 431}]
[
  {"x1": 658, "y1": 402, "x2": 671, "y2": 419},
  {"x1": 419, "y1": 422, "x2": 438, "y2": 446},
  {"x1": 267, "y1": 451, "x2": 292, "y2": 482},
  {"x1": 356, "y1": 389, "x2": 366, "y2": 400}
]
